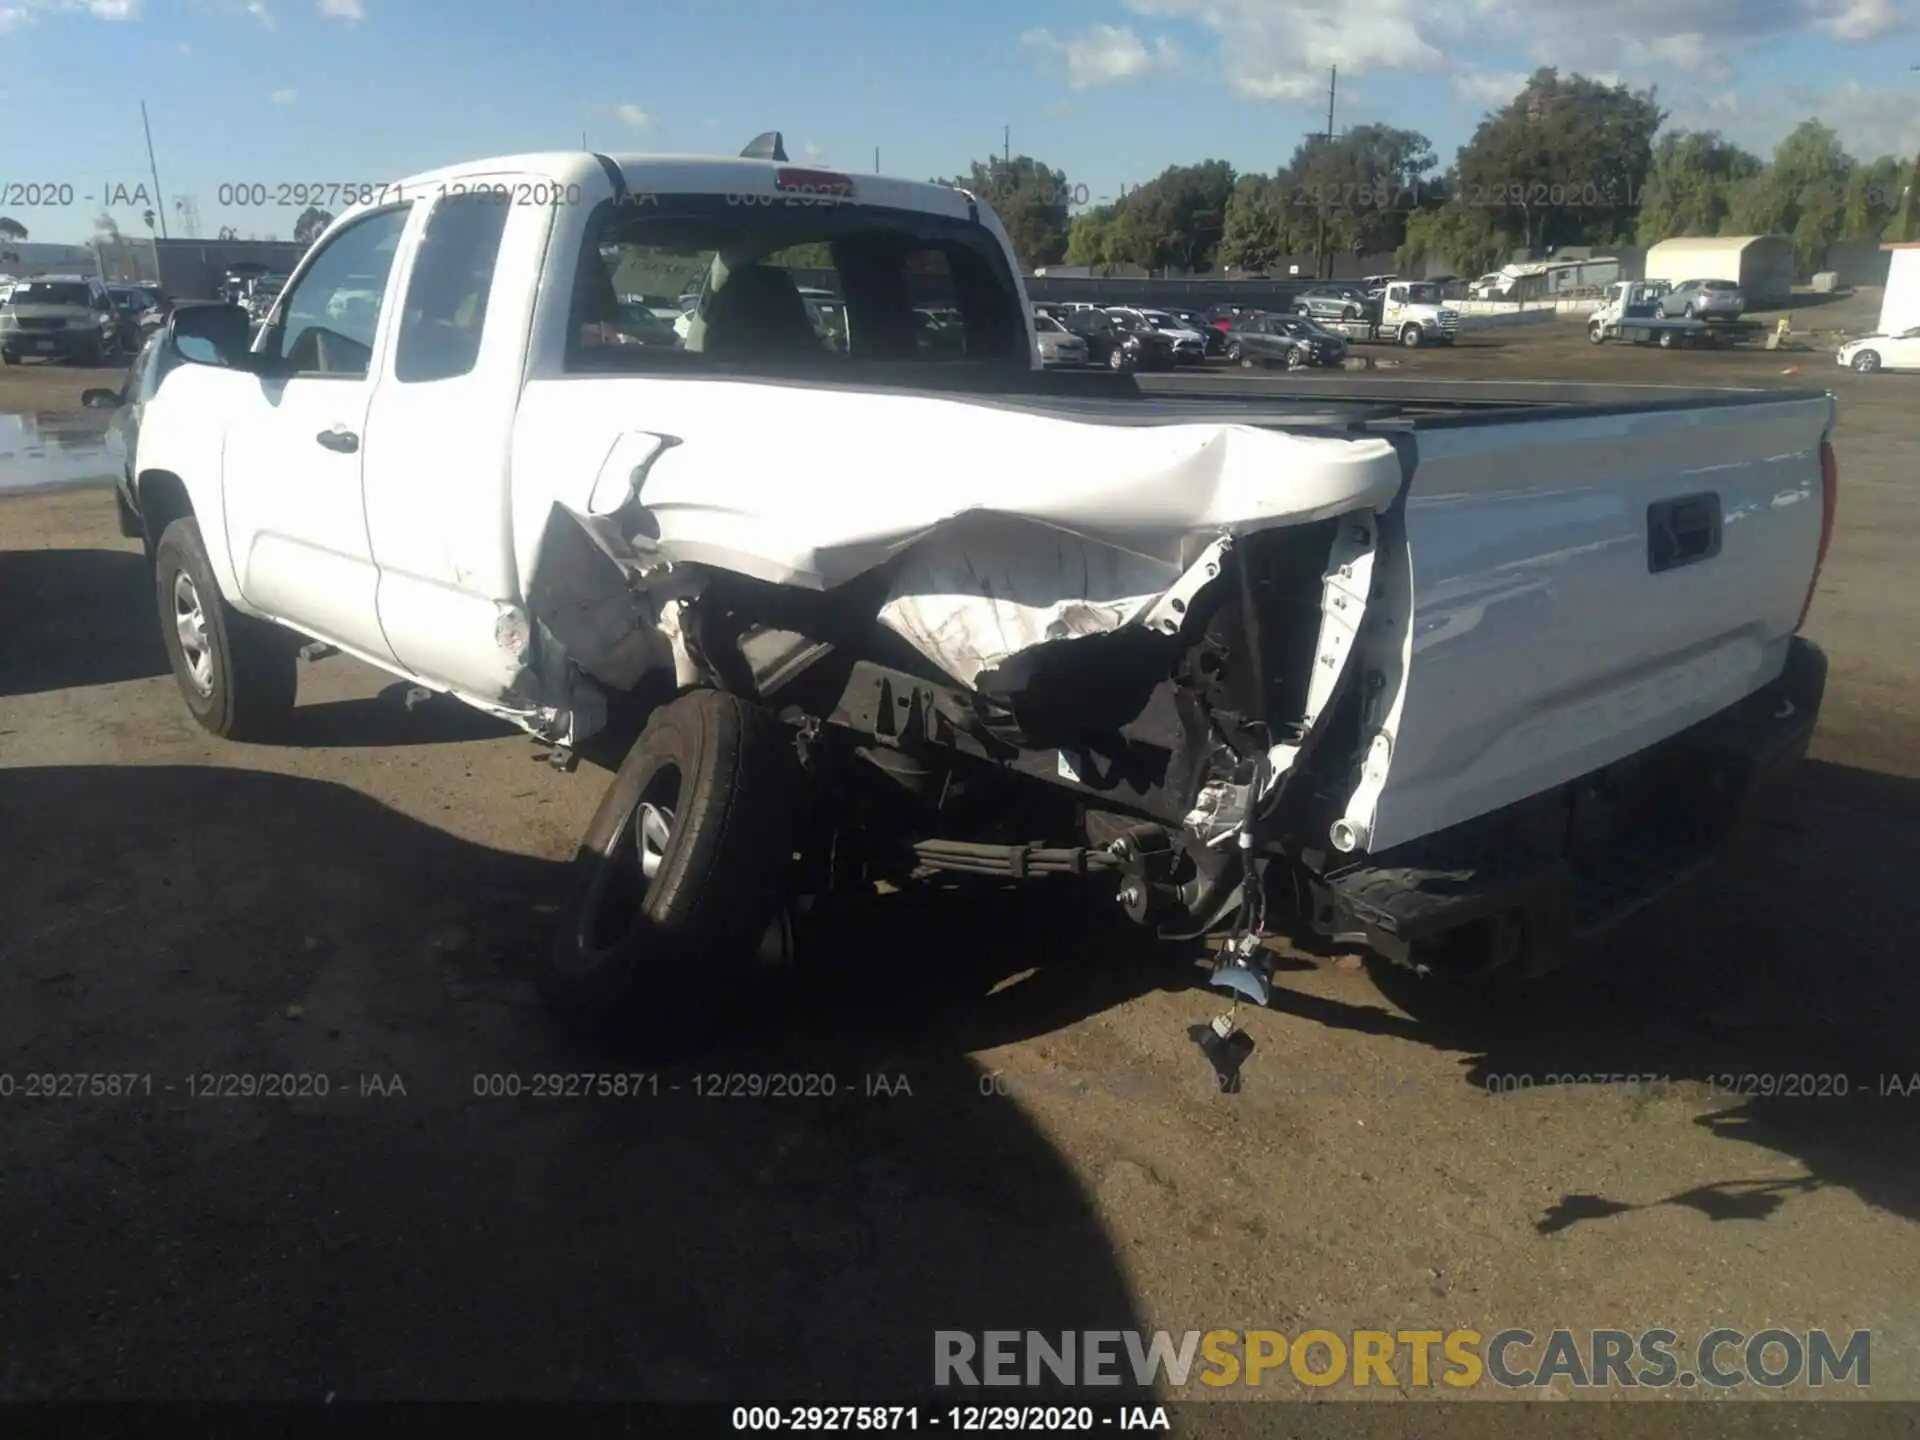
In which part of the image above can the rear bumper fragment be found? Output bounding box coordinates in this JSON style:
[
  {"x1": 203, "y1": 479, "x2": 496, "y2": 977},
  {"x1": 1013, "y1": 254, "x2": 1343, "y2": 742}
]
[{"x1": 1319, "y1": 637, "x2": 1827, "y2": 975}]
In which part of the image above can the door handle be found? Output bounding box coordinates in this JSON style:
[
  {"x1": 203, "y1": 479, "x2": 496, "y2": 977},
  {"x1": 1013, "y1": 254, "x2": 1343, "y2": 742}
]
[{"x1": 316, "y1": 426, "x2": 359, "y2": 454}]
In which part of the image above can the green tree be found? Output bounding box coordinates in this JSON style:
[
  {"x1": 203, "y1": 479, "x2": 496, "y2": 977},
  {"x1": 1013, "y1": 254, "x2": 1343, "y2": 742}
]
[
  {"x1": 0, "y1": 215, "x2": 28, "y2": 242},
  {"x1": 1219, "y1": 174, "x2": 1291, "y2": 272},
  {"x1": 1064, "y1": 205, "x2": 1124, "y2": 272},
  {"x1": 1281, "y1": 123, "x2": 1438, "y2": 261},
  {"x1": 1396, "y1": 200, "x2": 1505, "y2": 276},
  {"x1": 293, "y1": 206, "x2": 335, "y2": 245},
  {"x1": 1453, "y1": 67, "x2": 1664, "y2": 251},
  {"x1": 1111, "y1": 160, "x2": 1236, "y2": 273},
  {"x1": 1888, "y1": 157, "x2": 1920, "y2": 243},
  {"x1": 942, "y1": 155, "x2": 1073, "y2": 271},
  {"x1": 1842, "y1": 155, "x2": 1904, "y2": 240},
  {"x1": 1634, "y1": 130, "x2": 1763, "y2": 244},
  {"x1": 1728, "y1": 120, "x2": 1853, "y2": 276}
]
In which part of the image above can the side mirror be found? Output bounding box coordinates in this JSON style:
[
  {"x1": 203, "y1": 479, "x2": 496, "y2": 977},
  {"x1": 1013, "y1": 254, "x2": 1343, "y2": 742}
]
[
  {"x1": 167, "y1": 302, "x2": 257, "y2": 370},
  {"x1": 81, "y1": 387, "x2": 120, "y2": 409}
]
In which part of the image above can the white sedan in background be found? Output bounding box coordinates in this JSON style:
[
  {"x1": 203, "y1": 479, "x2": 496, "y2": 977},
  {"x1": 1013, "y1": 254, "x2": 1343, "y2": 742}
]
[{"x1": 1837, "y1": 326, "x2": 1920, "y2": 373}]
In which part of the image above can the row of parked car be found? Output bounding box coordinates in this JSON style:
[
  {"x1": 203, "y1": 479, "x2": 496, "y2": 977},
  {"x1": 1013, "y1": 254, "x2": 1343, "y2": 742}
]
[
  {"x1": 0, "y1": 274, "x2": 170, "y2": 367},
  {"x1": 1031, "y1": 301, "x2": 1353, "y2": 371}
]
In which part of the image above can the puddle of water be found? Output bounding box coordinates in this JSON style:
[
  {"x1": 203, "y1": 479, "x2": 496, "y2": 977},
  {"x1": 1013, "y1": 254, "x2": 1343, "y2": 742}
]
[{"x1": 0, "y1": 410, "x2": 119, "y2": 493}]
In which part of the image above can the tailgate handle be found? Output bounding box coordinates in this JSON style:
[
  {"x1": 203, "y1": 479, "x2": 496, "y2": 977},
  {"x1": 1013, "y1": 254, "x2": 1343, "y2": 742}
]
[{"x1": 1648, "y1": 493, "x2": 1721, "y2": 573}]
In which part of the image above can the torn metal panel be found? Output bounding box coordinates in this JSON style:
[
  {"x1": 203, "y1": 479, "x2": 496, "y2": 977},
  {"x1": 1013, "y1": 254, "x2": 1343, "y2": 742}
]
[{"x1": 1262, "y1": 516, "x2": 1379, "y2": 792}]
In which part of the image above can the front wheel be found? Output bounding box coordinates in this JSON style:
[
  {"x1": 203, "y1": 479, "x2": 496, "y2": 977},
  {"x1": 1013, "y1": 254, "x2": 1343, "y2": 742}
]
[
  {"x1": 1852, "y1": 350, "x2": 1881, "y2": 373},
  {"x1": 541, "y1": 690, "x2": 797, "y2": 1051},
  {"x1": 152, "y1": 517, "x2": 297, "y2": 740},
  {"x1": 1107, "y1": 347, "x2": 1131, "y2": 371},
  {"x1": 1399, "y1": 325, "x2": 1423, "y2": 348},
  {"x1": 1284, "y1": 346, "x2": 1307, "y2": 369},
  {"x1": 1224, "y1": 341, "x2": 1243, "y2": 363},
  {"x1": 1588, "y1": 324, "x2": 1606, "y2": 344}
]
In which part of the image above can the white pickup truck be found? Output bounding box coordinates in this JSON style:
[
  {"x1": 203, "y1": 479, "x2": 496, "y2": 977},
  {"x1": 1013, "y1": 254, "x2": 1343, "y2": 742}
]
[{"x1": 127, "y1": 135, "x2": 1839, "y2": 1047}]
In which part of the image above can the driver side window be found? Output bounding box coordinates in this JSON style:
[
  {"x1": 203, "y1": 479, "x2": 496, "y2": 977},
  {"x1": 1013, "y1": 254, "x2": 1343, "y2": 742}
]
[{"x1": 266, "y1": 204, "x2": 413, "y2": 378}]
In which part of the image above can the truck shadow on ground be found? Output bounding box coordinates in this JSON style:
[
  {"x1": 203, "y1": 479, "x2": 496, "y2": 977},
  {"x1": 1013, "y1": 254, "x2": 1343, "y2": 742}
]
[
  {"x1": 272, "y1": 681, "x2": 523, "y2": 748},
  {"x1": 1261, "y1": 757, "x2": 1920, "y2": 1228},
  {"x1": 0, "y1": 548, "x2": 169, "y2": 699},
  {"x1": 0, "y1": 764, "x2": 1151, "y2": 1401}
]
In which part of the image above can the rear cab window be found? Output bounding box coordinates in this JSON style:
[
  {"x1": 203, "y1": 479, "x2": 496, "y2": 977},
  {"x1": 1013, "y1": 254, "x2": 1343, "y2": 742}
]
[
  {"x1": 564, "y1": 188, "x2": 1030, "y2": 375},
  {"x1": 394, "y1": 190, "x2": 513, "y2": 382}
]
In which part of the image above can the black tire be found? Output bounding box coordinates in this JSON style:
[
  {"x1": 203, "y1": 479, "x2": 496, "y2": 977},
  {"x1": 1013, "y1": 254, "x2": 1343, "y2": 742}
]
[
  {"x1": 1285, "y1": 346, "x2": 1307, "y2": 369},
  {"x1": 1588, "y1": 325, "x2": 1606, "y2": 344},
  {"x1": 152, "y1": 516, "x2": 297, "y2": 740},
  {"x1": 1852, "y1": 350, "x2": 1881, "y2": 373},
  {"x1": 1399, "y1": 324, "x2": 1422, "y2": 348},
  {"x1": 1107, "y1": 346, "x2": 1130, "y2": 371},
  {"x1": 541, "y1": 689, "x2": 797, "y2": 1051},
  {"x1": 1224, "y1": 341, "x2": 1243, "y2": 363},
  {"x1": 1658, "y1": 330, "x2": 1677, "y2": 349}
]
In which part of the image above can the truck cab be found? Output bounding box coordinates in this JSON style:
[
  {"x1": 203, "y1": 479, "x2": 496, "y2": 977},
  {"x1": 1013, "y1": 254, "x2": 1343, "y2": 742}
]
[{"x1": 1378, "y1": 280, "x2": 1458, "y2": 347}]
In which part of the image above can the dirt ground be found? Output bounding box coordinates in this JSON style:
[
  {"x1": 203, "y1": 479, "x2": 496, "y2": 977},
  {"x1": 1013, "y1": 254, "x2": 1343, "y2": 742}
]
[{"x1": 2, "y1": 316, "x2": 1918, "y2": 1424}]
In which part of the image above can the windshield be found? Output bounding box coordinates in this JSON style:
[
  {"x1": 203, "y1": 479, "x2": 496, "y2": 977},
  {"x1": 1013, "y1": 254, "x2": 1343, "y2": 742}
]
[
  {"x1": 1034, "y1": 314, "x2": 1065, "y2": 333},
  {"x1": 1399, "y1": 283, "x2": 1443, "y2": 305},
  {"x1": 7, "y1": 281, "x2": 91, "y2": 306}
]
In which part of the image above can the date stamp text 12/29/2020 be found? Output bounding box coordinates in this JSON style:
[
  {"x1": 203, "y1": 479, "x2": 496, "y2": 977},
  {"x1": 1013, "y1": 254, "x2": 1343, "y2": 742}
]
[{"x1": 0, "y1": 1073, "x2": 407, "y2": 1099}]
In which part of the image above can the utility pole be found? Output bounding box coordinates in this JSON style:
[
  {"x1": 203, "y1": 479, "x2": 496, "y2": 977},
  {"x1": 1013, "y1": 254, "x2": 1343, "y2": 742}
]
[
  {"x1": 1307, "y1": 66, "x2": 1336, "y2": 280},
  {"x1": 874, "y1": 147, "x2": 880, "y2": 174},
  {"x1": 140, "y1": 100, "x2": 169, "y2": 239},
  {"x1": 1004, "y1": 125, "x2": 1011, "y2": 167}
]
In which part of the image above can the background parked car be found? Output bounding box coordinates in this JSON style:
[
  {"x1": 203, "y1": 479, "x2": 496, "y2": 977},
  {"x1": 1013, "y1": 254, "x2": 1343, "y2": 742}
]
[
  {"x1": 106, "y1": 284, "x2": 164, "y2": 350},
  {"x1": 1062, "y1": 308, "x2": 1174, "y2": 371},
  {"x1": 1033, "y1": 311, "x2": 1088, "y2": 367},
  {"x1": 1837, "y1": 325, "x2": 1920, "y2": 373},
  {"x1": 1119, "y1": 307, "x2": 1208, "y2": 365},
  {"x1": 1293, "y1": 284, "x2": 1371, "y2": 322},
  {"x1": 1168, "y1": 307, "x2": 1228, "y2": 357},
  {"x1": 0, "y1": 274, "x2": 121, "y2": 366},
  {"x1": 1225, "y1": 312, "x2": 1348, "y2": 369},
  {"x1": 1658, "y1": 279, "x2": 1746, "y2": 320}
]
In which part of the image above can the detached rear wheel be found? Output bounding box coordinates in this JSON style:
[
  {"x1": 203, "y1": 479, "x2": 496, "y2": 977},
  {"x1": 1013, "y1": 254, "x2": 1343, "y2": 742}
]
[
  {"x1": 153, "y1": 516, "x2": 296, "y2": 740},
  {"x1": 541, "y1": 689, "x2": 797, "y2": 1051}
]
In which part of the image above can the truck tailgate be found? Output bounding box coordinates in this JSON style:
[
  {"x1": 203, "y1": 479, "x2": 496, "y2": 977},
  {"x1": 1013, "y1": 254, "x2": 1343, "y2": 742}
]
[{"x1": 1340, "y1": 391, "x2": 1835, "y2": 855}]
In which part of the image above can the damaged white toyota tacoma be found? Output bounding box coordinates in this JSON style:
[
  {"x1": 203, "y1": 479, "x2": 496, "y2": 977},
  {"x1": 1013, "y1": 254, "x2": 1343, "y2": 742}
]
[{"x1": 130, "y1": 136, "x2": 1839, "y2": 1044}]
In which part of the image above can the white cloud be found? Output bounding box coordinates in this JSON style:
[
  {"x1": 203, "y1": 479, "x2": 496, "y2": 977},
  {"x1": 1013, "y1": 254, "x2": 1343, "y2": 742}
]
[
  {"x1": 1021, "y1": 23, "x2": 1180, "y2": 89},
  {"x1": 614, "y1": 103, "x2": 651, "y2": 128},
  {"x1": 1453, "y1": 68, "x2": 1530, "y2": 107},
  {"x1": 1123, "y1": 0, "x2": 1439, "y2": 98},
  {"x1": 0, "y1": 0, "x2": 140, "y2": 28},
  {"x1": 1093, "y1": 0, "x2": 1917, "y2": 125},
  {"x1": 245, "y1": 0, "x2": 273, "y2": 27},
  {"x1": 317, "y1": 0, "x2": 362, "y2": 18},
  {"x1": 1672, "y1": 78, "x2": 1920, "y2": 158},
  {"x1": 802, "y1": 139, "x2": 824, "y2": 160},
  {"x1": 270, "y1": 87, "x2": 295, "y2": 104}
]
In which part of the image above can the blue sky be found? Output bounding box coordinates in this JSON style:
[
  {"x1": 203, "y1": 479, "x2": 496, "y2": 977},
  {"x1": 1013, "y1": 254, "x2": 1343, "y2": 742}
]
[{"x1": 2, "y1": 0, "x2": 1915, "y2": 244}]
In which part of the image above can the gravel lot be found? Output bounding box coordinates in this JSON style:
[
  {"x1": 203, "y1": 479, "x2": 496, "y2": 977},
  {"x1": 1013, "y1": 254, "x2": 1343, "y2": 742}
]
[{"x1": 2, "y1": 316, "x2": 1916, "y2": 1425}]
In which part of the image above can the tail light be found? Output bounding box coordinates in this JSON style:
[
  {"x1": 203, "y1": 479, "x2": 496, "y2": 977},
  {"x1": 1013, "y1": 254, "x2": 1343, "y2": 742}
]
[{"x1": 1795, "y1": 438, "x2": 1839, "y2": 632}]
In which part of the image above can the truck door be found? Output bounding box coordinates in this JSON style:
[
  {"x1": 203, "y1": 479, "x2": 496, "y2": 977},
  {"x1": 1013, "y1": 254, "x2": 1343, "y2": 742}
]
[
  {"x1": 219, "y1": 201, "x2": 416, "y2": 665},
  {"x1": 361, "y1": 182, "x2": 547, "y2": 698},
  {"x1": 1381, "y1": 284, "x2": 1405, "y2": 328}
]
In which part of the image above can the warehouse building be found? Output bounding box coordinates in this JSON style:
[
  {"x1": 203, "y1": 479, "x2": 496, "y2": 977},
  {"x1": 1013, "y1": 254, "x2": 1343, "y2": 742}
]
[{"x1": 1643, "y1": 235, "x2": 1797, "y2": 307}]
